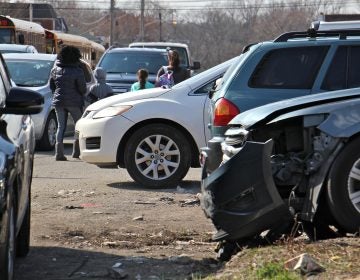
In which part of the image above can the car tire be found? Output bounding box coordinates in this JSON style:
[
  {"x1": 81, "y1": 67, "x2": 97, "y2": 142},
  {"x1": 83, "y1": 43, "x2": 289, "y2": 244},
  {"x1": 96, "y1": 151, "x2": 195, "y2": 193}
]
[
  {"x1": 124, "y1": 124, "x2": 191, "y2": 188},
  {"x1": 37, "y1": 112, "x2": 57, "y2": 151},
  {"x1": 16, "y1": 193, "x2": 30, "y2": 258},
  {"x1": 0, "y1": 189, "x2": 16, "y2": 280},
  {"x1": 327, "y1": 138, "x2": 360, "y2": 233}
]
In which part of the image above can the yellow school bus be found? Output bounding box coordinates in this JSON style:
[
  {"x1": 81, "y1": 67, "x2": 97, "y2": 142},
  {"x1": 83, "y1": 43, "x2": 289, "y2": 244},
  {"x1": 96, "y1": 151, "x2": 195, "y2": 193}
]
[{"x1": 0, "y1": 15, "x2": 46, "y2": 52}]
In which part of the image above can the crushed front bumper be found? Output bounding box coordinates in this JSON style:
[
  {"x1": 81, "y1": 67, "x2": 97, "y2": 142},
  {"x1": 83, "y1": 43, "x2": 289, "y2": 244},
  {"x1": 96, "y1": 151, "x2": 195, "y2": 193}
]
[{"x1": 200, "y1": 139, "x2": 291, "y2": 241}]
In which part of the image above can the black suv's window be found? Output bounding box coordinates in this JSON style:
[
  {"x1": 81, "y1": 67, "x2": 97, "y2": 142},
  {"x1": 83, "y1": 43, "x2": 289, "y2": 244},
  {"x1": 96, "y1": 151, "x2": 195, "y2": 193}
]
[
  {"x1": 322, "y1": 46, "x2": 360, "y2": 90},
  {"x1": 99, "y1": 52, "x2": 168, "y2": 75},
  {"x1": 249, "y1": 46, "x2": 329, "y2": 89}
]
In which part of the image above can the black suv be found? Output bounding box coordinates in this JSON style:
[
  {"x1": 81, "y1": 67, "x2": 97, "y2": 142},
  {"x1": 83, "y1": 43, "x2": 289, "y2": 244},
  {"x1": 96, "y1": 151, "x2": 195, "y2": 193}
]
[
  {"x1": 0, "y1": 53, "x2": 43, "y2": 279},
  {"x1": 205, "y1": 27, "x2": 360, "y2": 172}
]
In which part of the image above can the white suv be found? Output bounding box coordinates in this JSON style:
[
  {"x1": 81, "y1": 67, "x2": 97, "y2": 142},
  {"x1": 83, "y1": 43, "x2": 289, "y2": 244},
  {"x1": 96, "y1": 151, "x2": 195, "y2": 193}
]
[{"x1": 76, "y1": 57, "x2": 235, "y2": 187}]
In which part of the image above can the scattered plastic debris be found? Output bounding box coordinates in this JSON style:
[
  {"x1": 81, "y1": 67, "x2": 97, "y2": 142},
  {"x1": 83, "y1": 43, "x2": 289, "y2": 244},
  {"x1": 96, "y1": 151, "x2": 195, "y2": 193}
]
[
  {"x1": 133, "y1": 215, "x2": 144, "y2": 221},
  {"x1": 284, "y1": 253, "x2": 325, "y2": 276}
]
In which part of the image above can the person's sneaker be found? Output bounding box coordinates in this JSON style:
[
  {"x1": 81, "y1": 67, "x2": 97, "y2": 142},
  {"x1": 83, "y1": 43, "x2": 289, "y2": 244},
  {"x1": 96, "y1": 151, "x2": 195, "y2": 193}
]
[{"x1": 55, "y1": 155, "x2": 67, "y2": 161}]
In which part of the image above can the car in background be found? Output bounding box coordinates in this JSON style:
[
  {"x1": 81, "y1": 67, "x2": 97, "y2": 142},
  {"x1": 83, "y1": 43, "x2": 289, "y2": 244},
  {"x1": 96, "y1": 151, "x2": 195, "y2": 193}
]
[
  {"x1": 0, "y1": 52, "x2": 43, "y2": 280},
  {"x1": 76, "y1": 57, "x2": 236, "y2": 187},
  {"x1": 97, "y1": 47, "x2": 168, "y2": 93},
  {"x1": 204, "y1": 26, "x2": 360, "y2": 173},
  {"x1": 129, "y1": 41, "x2": 200, "y2": 72},
  {"x1": 0, "y1": 44, "x2": 38, "y2": 54},
  {"x1": 3, "y1": 53, "x2": 95, "y2": 150},
  {"x1": 200, "y1": 88, "x2": 360, "y2": 260}
]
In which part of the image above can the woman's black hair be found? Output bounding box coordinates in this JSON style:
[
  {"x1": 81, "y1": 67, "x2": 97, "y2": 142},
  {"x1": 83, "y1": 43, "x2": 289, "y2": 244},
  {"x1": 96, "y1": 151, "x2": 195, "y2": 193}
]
[
  {"x1": 137, "y1": 69, "x2": 148, "y2": 89},
  {"x1": 57, "y1": 46, "x2": 82, "y2": 64},
  {"x1": 168, "y1": 50, "x2": 180, "y2": 68}
]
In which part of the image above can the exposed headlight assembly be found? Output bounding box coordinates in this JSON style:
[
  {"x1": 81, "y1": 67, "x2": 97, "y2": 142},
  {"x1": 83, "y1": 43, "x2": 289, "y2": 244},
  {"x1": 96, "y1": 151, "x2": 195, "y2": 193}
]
[{"x1": 92, "y1": 105, "x2": 132, "y2": 119}]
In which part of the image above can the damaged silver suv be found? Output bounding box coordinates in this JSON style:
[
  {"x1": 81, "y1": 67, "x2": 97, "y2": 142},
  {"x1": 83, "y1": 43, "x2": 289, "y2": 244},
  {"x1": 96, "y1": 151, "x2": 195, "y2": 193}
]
[{"x1": 200, "y1": 88, "x2": 360, "y2": 260}]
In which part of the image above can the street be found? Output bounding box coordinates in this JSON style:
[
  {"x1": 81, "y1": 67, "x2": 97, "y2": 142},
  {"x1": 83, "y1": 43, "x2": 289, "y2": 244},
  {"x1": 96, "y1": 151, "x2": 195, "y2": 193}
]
[{"x1": 14, "y1": 144, "x2": 219, "y2": 280}]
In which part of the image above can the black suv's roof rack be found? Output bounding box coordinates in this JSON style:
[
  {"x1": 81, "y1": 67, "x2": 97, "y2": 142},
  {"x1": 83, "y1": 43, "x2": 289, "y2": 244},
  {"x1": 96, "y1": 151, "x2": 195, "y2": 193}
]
[{"x1": 274, "y1": 28, "x2": 360, "y2": 42}]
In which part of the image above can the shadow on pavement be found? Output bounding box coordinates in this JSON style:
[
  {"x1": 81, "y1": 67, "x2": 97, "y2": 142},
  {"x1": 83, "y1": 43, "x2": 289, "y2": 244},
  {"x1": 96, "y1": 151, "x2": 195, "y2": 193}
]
[{"x1": 15, "y1": 246, "x2": 221, "y2": 280}]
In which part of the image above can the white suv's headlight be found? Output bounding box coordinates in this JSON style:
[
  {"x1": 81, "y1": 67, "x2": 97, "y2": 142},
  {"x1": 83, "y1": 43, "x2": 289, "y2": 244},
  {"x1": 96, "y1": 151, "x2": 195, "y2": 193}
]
[{"x1": 92, "y1": 105, "x2": 132, "y2": 119}]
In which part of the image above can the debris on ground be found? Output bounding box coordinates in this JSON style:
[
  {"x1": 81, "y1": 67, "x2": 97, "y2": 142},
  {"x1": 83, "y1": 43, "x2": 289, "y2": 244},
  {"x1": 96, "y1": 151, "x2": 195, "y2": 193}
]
[
  {"x1": 284, "y1": 253, "x2": 325, "y2": 276},
  {"x1": 57, "y1": 189, "x2": 82, "y2": 197},
  {"x1": 64, "y1": 205, "x2": 84, "y2": 210},
  {"x1": 134, "y1": 201, "x2": 157, "y2": 205},
  {"x1": 179, "y1": 197, "x2": 200, "y2": 207},
  {"x1": 133, "y1": 215, "x2": 144, "y2": 221},
  {"x1": 159, "y1": 196, "x2": 175, "y2": 204}
]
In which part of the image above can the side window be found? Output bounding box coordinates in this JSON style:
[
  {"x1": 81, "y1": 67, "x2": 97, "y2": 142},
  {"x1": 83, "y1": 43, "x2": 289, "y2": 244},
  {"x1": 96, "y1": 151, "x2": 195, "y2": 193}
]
[
  {"x1": 348, "y1": 46, "x2": 360, "y2": 88},
  {"x1": 193, "y1": 79, "x2": 217, "y2": 95},
  {"x1": 322, "y1": 46, "x2": 360, "y2": 90},
  {"x1": 249, "y1": 46, "x2": 329, "y2": 89},
  {"x1": 321, "y1": 46, "x2": 347, "y2": 91}
]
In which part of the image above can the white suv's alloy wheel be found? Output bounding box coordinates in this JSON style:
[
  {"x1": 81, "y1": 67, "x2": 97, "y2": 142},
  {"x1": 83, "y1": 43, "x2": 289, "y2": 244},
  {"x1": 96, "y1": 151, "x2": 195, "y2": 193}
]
[{"x1": 135, "y1": 134, "x2": 180, "y2": 180}]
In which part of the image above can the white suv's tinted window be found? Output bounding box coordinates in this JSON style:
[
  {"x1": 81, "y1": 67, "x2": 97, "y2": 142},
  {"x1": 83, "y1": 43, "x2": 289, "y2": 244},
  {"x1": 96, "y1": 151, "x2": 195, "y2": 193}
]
[
  {"x1": 322, "y1": 46, "x2": 360, "y2": 90},
  {"x1": 249, "y1": 46, "x2": 329, "y2": 89}
]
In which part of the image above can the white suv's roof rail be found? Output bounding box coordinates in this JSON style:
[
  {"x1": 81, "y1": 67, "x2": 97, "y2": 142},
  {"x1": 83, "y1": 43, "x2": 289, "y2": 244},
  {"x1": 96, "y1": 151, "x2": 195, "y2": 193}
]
[{"x1": 312, "y1": 20, "x2": 360, "y2": 31}]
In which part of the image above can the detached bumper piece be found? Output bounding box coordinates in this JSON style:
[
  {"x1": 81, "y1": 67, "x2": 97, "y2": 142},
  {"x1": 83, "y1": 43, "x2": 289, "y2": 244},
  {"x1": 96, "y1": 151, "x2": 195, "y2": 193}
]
[{"x1": 201, "y1": 140, "x2": 291, "y2": 241}]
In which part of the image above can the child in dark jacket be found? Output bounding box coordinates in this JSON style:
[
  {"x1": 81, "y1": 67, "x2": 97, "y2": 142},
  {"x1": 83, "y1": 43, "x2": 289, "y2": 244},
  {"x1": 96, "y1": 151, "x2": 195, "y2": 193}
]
[{"x1": 87, "y1": 67, "x2": 113, "y2": 103}]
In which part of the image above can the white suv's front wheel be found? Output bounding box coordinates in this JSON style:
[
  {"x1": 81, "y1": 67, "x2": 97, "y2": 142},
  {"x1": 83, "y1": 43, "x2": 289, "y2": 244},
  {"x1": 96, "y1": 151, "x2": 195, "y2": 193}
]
[{"x1": 124, "y1": 124, "x2": 191, "y2": 188}]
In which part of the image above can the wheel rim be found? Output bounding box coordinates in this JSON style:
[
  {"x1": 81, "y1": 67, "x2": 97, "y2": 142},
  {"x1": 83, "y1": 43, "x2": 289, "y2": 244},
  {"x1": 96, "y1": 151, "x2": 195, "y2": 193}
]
[
  {"x1": 47, "y1": 118, "x2": 57, "y2": 147},
  {"x1": 8, "y1": 206, "x2": 15, "y2": 280},
  {"x1": 348, "y1": 158, "x2": 360, "y2": 214},
  {"x1": 135, "y1": 134, "x2": 180, "y2": 181}
]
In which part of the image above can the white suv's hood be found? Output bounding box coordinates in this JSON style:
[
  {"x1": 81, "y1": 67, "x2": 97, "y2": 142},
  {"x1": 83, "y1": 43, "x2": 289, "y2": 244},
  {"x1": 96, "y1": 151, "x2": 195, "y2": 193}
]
[{"x1": 86, "y1": 87, "x2": 170, "y2": 111}]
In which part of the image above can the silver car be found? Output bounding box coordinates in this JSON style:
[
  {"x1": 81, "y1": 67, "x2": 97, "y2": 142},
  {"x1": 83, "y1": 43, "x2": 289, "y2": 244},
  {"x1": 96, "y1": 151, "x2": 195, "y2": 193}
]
[{"x1": 3, "y1": 53, "x2": 95, "y2": 150}]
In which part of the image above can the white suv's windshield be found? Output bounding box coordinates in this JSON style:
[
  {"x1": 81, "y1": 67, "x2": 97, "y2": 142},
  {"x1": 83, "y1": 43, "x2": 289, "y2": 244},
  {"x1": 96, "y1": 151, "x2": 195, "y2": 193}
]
[
  {"x1": 6, "y1": 59, "x2": 54, "y2": 87},
  {"x1": 99, "y1": 52, "x2": 168, "y2": 75}
]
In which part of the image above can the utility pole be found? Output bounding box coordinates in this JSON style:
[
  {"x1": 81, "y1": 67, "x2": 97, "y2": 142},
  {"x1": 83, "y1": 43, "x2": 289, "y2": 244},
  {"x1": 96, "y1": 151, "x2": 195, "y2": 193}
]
[
  {"x1": 110, "y1": 0, "x2": 115, "y2": 46},
  {"x1": 159, "y1": 12, "x2": 162, "y2": 42},
  {"x1": 29, "y1": 3, "x2": 33, "y2": 22},
  {"x1": 140, "y1": 0, "x2": 145, "y2": 41}
]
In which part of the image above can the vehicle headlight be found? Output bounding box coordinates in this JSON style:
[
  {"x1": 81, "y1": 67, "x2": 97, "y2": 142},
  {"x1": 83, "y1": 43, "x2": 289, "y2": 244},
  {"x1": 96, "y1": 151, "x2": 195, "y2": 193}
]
[{"x1": 92, "y1": 105, "x2": 132, "y2": 119}]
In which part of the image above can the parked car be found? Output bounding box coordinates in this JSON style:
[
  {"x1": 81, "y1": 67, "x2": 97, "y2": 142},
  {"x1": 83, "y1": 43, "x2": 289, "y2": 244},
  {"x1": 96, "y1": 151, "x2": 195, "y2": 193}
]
[
  {"x1": 0, "y1": 44, "x2": 38, "y2": 54},
  {"x1": 204, "y1": 26, "x2": 360, "y2": 172},
  {"x1": 200, "y1": 88, "x2": 360, "y2": 260},
  {"x1": 97, "y1": 47, "x2": 169, "y2": 93},
  {"x1": 76, "y1": 57, "x2": 237, "y2": 187},
  {"x1": 0, "y1": 53, "x2": 43, "y2": 280},
  {"x1": 3, "y1": 53, "x2": 95, "y2": 150},
  {"x1": 129, "y1": 41, "x2": 200, "y2": 72}
]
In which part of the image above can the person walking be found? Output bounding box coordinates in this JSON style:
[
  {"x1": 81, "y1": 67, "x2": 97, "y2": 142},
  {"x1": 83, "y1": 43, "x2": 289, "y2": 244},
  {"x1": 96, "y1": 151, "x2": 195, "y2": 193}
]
[
  {"x1": 86, "y1": 67, "x2": 113, "y2": 103},
  {"x1": 131, "y1": 68, "x2": 155, "y2": 91},
  {"x1": 156, "y1": 49, "x2": 190, "y2": 86},
  {"x1": 50, "y1": 46, "x2": 87, "y2": 161}
]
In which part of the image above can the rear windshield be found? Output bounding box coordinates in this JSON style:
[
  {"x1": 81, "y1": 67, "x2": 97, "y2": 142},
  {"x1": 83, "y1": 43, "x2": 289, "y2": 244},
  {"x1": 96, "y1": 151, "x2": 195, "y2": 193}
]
[{"x1": 99, "y1": 52, "x2": 168, "y2": 75}]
